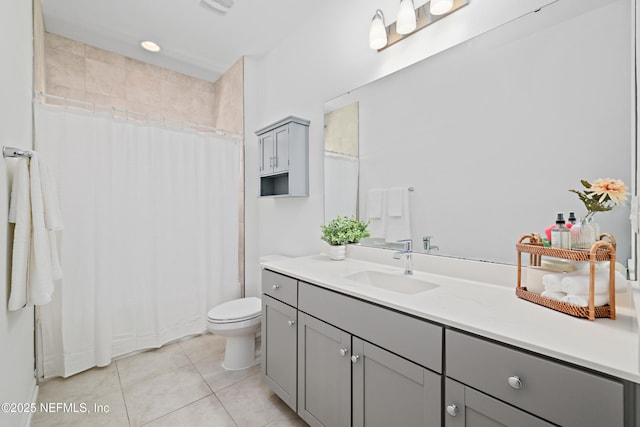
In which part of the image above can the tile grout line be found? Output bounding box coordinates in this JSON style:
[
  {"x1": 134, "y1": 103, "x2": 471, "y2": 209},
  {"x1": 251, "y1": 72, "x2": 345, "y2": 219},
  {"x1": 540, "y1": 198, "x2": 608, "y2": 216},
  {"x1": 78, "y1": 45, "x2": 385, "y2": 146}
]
[{"x1": 114, "y1": 360, "x2": 133, "y2": 427}]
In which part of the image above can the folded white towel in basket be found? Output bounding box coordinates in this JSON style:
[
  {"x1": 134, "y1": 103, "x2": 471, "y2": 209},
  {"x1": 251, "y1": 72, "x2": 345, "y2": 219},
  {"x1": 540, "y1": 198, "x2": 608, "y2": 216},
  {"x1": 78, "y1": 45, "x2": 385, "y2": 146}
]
[
  {"x1": 561, "y1": 293, "x2": 610, "y2": 307},
  {"x1": 542, "y1": 271, "x2": 581, "y2": 292},
  {"x1": 541, "y1": 290, "x2": 565, "y2": 301},
  {"x1": 561, "y1": 270, "x2": 627, "y2": 295}
]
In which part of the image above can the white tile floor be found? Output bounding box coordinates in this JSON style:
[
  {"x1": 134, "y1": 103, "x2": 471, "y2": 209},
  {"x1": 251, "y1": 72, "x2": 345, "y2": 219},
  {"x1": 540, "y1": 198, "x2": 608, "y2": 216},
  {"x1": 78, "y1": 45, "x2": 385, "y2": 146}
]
[{"x1": 31, "y1": 333, "x2": 307, "y2": 427}]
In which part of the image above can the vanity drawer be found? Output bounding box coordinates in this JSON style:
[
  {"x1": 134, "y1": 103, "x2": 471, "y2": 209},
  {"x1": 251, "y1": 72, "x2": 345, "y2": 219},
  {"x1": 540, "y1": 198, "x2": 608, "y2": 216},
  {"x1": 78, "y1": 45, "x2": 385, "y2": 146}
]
[
  {"x1": 262, "y1": 270, "x2": 297, "y2": 307},
  {"x1": 445, "y1": 330, "x2": 624, "y2": 427},
  {"x1": 298, "y1": 281, "x2": 442, "y2": 373}
]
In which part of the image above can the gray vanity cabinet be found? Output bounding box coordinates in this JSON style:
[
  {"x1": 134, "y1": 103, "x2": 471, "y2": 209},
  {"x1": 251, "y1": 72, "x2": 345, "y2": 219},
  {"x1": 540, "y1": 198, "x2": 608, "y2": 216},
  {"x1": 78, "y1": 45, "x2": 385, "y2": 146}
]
[
  {"x1": 352, "y1": 337, "x2": 441, "y2": 427},
  {"x1": 261, "y1": 269, "x2": 299, "y2": 412},
  {"x1": 297, "y1": 312, "x2": 351, "y2": 427},
  {"x1": 444, "y1": 378, "x2": 554, "y2": 427},
  {"x1": 256, "y1": 116, "x2": 309, "y2": 197},
  {"x1": 445, "y1": 329, "x2": 625, "y2": 427}
]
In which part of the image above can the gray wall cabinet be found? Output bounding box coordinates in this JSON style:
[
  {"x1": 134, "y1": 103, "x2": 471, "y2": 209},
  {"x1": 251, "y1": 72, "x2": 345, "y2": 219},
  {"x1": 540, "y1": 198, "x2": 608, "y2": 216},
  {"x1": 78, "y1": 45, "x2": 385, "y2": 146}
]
[{"x1": 256, "y1": 116, "x2": 309, "y2": 197}]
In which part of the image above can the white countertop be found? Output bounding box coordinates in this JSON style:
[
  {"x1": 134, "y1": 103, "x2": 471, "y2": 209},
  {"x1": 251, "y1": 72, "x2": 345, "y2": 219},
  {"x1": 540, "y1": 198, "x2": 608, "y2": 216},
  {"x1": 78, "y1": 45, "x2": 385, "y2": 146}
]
[{"x1": 261, "y1": 253, "x2": 640, "y2": 383}]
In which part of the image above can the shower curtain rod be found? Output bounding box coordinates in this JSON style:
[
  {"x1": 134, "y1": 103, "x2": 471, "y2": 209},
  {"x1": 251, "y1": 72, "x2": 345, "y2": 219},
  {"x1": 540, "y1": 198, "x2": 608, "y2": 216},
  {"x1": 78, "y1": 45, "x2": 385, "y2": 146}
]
[{"x1": 34, "y1": 92, "x2": 243, "y2": 139}]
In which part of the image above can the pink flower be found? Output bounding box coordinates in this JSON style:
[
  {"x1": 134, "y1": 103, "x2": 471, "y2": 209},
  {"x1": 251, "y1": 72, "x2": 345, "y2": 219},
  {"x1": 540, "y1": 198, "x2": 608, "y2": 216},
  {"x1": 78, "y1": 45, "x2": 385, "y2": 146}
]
[{"x1": 588, "y1": 178, "x2": 628, "y2": 206}]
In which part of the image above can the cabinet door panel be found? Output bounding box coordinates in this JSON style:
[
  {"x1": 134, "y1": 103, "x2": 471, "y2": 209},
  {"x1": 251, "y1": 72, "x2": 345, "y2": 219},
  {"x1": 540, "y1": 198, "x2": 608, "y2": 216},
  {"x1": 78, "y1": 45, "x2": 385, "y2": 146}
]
[
  {"x1": 444, "y1": 378, "x2": 553, "y2": 427},
  {"x1": 298, "y1": 313, "x2": 350, "y2": 427},
  {"x1": 260, "y1": 132, "x2": 274, "y2": 176},
  {"x1": 262, "y1": 295, "x2": 297, "y2": 411},
  {"x1": 273, "y1": 126, "x2": 289, "y2": 174},
  {"x1": 353, "y1": 338, "x2": 441, "y2": 427}
]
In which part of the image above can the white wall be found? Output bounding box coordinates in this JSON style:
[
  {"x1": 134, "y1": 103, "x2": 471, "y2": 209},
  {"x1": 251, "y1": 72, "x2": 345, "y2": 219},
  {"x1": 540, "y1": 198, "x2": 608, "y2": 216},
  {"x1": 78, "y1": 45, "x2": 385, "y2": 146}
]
[
  {"x1": 0, "y1": 1, "x2": 37, "y2": 427},
  {"x1": 244, "y1": 0, "x2": 627, "y2": 296}
]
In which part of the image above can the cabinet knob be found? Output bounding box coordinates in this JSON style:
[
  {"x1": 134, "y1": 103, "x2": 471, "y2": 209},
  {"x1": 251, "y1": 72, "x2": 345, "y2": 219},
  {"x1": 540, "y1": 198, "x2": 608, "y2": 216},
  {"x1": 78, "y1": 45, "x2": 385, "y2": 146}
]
[
  {"x1": 508, "y1": 376, "x2": 523, "y2": 390},
  {"x1": 287, "y1": 320, "x2": 295, "y2": 327},
  {"x1": 446, "y1": 404, "x2": 459, "y2": 417},
  {"x1": 272, "y1": 284, "x2": 280, "y2": 290},
  {"x1": 339, "y1": 348, "x2": 349, "y2": 357},
  {"x1": 351, "y1": 354, "x2": 360, "y2": 364}
]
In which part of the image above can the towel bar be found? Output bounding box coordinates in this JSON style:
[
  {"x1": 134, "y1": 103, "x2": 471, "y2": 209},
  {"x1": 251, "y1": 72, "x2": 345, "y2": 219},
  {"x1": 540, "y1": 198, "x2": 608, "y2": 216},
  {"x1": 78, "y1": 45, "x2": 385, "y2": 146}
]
[{"x1": 3, "y1": 146, "x2": 33, "y2": 158}]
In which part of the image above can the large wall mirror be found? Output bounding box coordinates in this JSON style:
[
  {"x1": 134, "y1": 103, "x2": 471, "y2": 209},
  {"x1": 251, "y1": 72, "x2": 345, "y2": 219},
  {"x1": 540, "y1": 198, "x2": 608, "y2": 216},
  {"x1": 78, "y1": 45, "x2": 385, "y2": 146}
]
[{"x1": 324, "y1": 0, "x2": 635, "y2": 270}]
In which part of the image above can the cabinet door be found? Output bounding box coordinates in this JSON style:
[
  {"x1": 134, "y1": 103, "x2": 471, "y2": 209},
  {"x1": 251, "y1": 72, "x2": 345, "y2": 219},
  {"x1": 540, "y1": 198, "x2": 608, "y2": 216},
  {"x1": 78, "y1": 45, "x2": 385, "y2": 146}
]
[
  {"x1": 260, "y1": 132, "x2": 274, "y2": 176},
  {"x1": 352, "y1": 337, "x2": 441, "y2": 427},
  {"x1": 273, "y1": 125, "x2": 289, "y2": 174},
  {"x1": 444, "y1": 378, "x2": 554, "y2": 427},
  {"x1": 298, "y1": 313, "x2": 351, "y2": 427},
  {"x1": 262, "y1": 295, "x2": 297, "y2": 411}
]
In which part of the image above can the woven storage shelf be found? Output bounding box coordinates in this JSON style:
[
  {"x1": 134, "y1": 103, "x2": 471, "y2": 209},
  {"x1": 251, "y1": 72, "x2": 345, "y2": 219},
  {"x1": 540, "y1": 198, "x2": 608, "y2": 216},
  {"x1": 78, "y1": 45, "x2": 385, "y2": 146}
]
[{"x1": 516, "y1": 233, "x2": 617, "y2": 321}]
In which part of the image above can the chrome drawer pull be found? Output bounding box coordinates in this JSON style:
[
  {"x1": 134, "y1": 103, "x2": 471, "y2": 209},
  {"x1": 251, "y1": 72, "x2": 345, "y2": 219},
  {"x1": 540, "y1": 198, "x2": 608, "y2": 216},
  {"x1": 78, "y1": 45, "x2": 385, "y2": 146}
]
[
  {"x1": 508, "y1": 376, "x2": 523, "y2": 390},
  {"x1": 287, "y1": 320, "x2": 295, "y2": 327},
  {"x1": 272, "y1": 284, "x2": 280, "y2": 290},
  {"x1": 351, "y1": 354, "x2": 360, "y2": 364},
  {"x1": 339, "y1": 348, "x2": 349, "y2": 357},
  {"x1": 446, "y1": 404, "x2": 459, "y2": 417}
]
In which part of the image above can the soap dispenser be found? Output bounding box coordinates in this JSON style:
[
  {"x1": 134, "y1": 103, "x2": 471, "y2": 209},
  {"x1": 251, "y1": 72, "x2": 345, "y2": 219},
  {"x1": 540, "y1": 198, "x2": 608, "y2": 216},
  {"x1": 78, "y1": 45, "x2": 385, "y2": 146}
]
[{"x1": 551, "y1": 212, "x2": 571, "y2": 249}]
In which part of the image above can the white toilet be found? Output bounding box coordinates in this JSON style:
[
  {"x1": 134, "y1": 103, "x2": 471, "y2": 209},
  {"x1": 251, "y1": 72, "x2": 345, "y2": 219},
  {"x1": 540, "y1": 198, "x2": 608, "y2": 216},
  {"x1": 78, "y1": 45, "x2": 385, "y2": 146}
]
[
  {"x1": 207, "y1": 255, "x2": 289, "y2": 370},
  {"x1": 207, "y1": 296, "x2": 262, "y2": 370}
]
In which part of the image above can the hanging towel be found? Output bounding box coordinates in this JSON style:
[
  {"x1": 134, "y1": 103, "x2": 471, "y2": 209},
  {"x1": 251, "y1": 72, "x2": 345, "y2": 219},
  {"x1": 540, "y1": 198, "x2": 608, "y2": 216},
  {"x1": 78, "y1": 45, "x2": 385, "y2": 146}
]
[
  {"x1": 384, "y1": 187, "x2": 411, "y2": 242},
  {"x1": 8, "y1": 159, "x2": 31, "y2": 310},
  {"x1": 28, "y1": 153, "x2": 61, "y2": 306},
  {"x1": 366, "y1": 188, "x2": 385, "y2": 239}
]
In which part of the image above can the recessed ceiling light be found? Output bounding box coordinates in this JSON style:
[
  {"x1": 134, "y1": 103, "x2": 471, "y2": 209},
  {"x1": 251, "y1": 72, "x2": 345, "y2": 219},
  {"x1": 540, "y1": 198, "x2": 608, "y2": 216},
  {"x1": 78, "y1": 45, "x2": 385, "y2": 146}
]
[{"x1": 140, "y1": 40, "x2": 161, "y2": 53}]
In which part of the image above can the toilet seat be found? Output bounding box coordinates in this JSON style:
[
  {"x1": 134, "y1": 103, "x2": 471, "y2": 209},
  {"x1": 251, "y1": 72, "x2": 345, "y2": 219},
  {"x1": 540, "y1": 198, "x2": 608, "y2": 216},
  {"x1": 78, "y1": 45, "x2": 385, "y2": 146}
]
[{"x1": 207, "y1": 297, "x2": 261, "y2": 324}]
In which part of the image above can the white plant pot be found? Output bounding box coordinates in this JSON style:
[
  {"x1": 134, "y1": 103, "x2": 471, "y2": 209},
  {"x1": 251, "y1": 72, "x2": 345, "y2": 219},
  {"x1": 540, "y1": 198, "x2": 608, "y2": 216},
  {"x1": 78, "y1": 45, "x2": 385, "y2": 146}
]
[{"x1": 328, "y1": 245, "x2": 346, "y2": 261}]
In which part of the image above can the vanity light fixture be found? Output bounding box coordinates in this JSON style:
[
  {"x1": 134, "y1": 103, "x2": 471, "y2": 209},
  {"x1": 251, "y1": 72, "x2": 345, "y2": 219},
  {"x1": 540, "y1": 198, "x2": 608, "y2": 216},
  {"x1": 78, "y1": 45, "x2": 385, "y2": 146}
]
[
  {"x1": 396, "y1": 0, "x2": 417, "y2": 35},
  {"x1": 430, "y1": 0, "x2": 454, "y2": 15},
  {"x1": 369, "y1": 0, "x2": 469, "y2": 51},
  {"x1": 140, "y1": 40, "x2": 161, "y2": 53},
  {"x1": 369, "y1": 10, "x2": 388, "y2": 50}
]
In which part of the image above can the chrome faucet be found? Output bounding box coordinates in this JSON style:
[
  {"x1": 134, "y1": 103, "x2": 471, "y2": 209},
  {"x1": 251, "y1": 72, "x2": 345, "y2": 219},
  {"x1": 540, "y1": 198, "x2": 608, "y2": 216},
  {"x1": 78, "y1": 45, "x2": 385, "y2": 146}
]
[
  {"x1": 423, "y1": 235, "x2": 439, "y2": 252},
  {"x1": 393, "y1": 239, "x2": 413, "y2": 275}
]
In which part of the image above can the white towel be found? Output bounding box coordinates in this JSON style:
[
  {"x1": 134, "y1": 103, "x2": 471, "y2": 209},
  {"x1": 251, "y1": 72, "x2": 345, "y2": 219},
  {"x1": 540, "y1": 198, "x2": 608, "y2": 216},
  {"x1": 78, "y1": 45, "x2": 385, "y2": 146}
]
[
  {"x1": 28, "y1": 154, "x2": 59, "y2": 306},
  {"x1": 561, "y1": 294, "x2": 610, "y2": 307},
  {"x1": 541, "y1": 290, "x2": 565, "y2": 301},
  {"x1": 387, "y1": 187, "x2": 404, "y2": 217},
  {"x1": 384, "y1": 187, "x2": 411, "y2": 242},
  {"x1": 366, "y1": 188, "x2": 385, "y2": 239},
  {"x1": 8, "y1": 159, "x2": 31, "y2": 310},
  {"x1": 542, "y1": 271, "x2": 581, "y2": 292},
  {"x1": 560, "y1": 270, "x2": 627, "y2": 295}
]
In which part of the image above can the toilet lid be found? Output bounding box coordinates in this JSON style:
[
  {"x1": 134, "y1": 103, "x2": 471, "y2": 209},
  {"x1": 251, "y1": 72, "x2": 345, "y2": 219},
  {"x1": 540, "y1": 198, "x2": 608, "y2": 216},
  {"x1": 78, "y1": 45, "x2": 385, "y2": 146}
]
[{"x1": 207, "y1": 297, "x2": 261, "y2": 322}]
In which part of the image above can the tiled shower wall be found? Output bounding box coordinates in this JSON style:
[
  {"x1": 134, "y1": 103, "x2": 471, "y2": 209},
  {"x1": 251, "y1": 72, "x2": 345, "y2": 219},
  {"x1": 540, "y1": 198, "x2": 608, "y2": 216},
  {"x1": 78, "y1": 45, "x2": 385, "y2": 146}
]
[{"x1": 43, "y1": 32, "x2": 243, "y2": 133}]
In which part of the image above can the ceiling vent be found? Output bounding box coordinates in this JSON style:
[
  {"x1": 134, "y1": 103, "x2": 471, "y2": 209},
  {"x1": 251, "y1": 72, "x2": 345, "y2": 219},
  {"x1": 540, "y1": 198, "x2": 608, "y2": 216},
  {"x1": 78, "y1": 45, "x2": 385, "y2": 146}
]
[{"x1": 200, "y1": 0, "x2": 236, "y2": 15}]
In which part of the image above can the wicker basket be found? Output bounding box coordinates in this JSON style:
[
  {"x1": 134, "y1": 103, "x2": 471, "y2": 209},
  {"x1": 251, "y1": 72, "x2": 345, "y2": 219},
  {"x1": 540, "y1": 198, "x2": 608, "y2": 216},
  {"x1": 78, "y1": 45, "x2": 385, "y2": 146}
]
[{"x1": 516, "y1": 233, "x2": 617, "y2": 321}]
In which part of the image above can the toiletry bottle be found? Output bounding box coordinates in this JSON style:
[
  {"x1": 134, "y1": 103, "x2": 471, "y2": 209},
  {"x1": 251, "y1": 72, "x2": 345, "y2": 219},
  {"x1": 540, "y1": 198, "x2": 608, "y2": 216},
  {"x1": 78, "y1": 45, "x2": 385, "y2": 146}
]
[
  {"x1": 567, "y1": 211, "x2": 577, "y2": 227},
  {"x1": 551, "y1": 212, "x2": 571, "y2": 249}
]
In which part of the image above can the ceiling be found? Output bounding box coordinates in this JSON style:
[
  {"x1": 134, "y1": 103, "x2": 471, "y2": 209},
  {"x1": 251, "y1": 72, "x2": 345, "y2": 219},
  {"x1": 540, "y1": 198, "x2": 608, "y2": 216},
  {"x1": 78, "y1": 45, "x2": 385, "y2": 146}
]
[{"x1": 41, "y1": 0, "x2": 321, "y2": 82}]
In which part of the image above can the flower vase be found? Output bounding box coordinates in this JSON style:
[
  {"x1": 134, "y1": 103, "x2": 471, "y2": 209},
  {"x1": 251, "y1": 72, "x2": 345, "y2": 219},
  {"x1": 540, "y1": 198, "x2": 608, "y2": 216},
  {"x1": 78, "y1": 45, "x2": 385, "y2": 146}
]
[
  {"x1": 328, "y1": 244, "x2": 346, "y2": 261},
  {"x1": 570, "y1": 216, "x2": 596, "y2": 250}
]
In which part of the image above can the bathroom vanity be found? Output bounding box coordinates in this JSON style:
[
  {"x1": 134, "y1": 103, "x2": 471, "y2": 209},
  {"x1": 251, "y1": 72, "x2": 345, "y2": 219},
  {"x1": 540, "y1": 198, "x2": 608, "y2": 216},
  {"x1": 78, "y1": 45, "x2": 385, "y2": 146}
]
[{"x1": 261, "y1": 252, "x2": 640, "y2": 427}]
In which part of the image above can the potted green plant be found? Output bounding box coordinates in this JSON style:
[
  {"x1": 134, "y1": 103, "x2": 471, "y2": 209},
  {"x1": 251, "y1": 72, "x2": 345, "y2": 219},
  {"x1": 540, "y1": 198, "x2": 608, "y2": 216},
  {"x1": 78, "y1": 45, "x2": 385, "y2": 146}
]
[{"x1": 320, "y1": 215, "x2": 371, "y2": 260}]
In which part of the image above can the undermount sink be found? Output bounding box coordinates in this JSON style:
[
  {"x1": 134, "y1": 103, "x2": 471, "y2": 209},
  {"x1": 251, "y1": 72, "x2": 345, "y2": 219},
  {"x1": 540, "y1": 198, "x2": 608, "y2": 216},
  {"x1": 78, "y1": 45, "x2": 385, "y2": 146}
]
[{"x1": 344, "y1": 270, "x2": 439, "y2": 295}]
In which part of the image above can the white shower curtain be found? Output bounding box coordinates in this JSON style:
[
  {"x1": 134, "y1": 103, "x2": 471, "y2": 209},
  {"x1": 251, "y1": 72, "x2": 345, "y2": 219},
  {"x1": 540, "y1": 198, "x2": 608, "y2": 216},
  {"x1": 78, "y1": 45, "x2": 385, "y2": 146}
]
[{"x1": 34, "y1": 103, "x2": 241, "y2": 378}]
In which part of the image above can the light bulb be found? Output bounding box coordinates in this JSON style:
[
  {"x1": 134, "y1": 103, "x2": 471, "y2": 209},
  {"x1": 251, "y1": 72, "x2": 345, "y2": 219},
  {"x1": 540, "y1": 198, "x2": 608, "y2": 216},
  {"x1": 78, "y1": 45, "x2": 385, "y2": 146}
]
[
  {"x1": 396, "y1": 0, "x2": 416, "y2": 35},
  {"x1": 430, "y1": 0, "x2": 454, "y2": 15},
  {"x1": 140, "y1": 40, "x2": 161, "y2": 53},
  {"x1": 369, "y1": 10, "x2": 387, "y2": 50}
]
